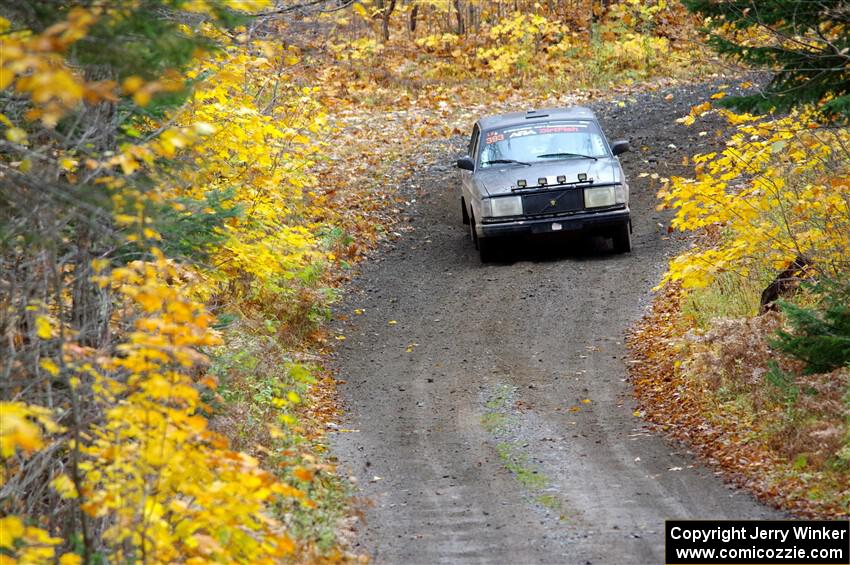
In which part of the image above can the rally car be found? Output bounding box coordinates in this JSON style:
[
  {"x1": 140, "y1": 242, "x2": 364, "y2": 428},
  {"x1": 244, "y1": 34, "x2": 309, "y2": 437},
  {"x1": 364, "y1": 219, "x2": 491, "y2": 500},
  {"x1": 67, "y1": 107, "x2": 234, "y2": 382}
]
[{"x1": 457, "y1": 107, "x2": 631, "y2": 262}]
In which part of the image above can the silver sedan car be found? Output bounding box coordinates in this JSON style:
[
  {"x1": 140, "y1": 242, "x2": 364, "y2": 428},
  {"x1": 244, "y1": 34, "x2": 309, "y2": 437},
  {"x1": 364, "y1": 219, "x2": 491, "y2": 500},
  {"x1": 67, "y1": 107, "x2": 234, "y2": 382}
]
[{"x1": 457, "y1": 106, "x2": 632, "y2": 262}]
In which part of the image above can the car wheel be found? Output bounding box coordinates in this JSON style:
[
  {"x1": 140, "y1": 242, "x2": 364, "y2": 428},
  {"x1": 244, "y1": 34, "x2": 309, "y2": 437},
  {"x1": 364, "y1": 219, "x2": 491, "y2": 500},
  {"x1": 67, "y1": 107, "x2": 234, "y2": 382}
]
[
  {"x1": 469, "y1": 213, "x2": 497, "y2": 262},
  {"x1": 478, "y1": 237, "x2": 500, "y2": 263},
  {"x1": 612, "y1": 222, "x2": 632, "y2": 253},
  {"x1": 461, "y1": 199, "x2": 470, "y2": 225}
]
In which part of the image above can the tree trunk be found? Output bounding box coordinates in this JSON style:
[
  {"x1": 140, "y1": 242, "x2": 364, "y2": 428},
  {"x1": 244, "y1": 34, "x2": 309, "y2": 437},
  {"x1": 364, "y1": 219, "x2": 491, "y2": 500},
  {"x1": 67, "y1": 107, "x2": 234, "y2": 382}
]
[
  {"x1": 70, "y1": 226, "x2": 110, "y2": 347},
  {"x1": 376, "y1": 0, "x2": 396, "y2": 42},
  {"x1": 409, "y1": 4, "x2": 418, "y2": 34},
  {"x1": 454, "y1": 0, "x2": 465, "y2": 34}
]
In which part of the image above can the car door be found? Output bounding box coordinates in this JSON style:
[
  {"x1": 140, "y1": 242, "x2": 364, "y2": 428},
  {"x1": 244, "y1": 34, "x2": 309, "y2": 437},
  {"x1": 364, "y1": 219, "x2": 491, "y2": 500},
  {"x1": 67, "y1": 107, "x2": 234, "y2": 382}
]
[
  {"x1": 599, "y1": 120, "x2": 630, "y2": 206},
  {"x1": 460, "y1": 123, "x2": 480, "y2": 219}
]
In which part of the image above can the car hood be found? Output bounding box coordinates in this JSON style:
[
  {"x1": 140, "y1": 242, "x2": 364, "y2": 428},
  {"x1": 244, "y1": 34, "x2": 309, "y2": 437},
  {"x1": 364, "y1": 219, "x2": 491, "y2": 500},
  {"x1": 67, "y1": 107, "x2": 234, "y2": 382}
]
[{"x1": 476, "y1": 158, "x2": 622, "y2": 196}]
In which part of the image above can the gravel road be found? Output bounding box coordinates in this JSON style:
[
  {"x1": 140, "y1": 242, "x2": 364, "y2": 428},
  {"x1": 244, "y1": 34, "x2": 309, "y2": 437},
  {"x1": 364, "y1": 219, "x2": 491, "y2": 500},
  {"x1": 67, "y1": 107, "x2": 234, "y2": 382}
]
[{"x1": 330, "y1": 83, "x2": 780, "y2": 565}]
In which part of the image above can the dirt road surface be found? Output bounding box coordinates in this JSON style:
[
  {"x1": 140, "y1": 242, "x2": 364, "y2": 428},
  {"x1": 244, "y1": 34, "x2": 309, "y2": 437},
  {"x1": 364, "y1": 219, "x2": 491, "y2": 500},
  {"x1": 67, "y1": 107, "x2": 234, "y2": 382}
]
[{"x1": 330, "y1": 84, "x2": 780, "y2": 564}]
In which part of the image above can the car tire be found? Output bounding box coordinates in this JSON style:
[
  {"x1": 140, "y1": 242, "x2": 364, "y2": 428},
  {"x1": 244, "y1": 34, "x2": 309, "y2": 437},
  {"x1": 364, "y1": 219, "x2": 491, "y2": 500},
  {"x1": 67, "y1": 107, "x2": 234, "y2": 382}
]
[
  {"x1": 612, "y1": 222, "x2": 632, "y2": 253},
  {"x1": 469, "y1": 213, "x2": 497, "y2": 262},
  {"x1": 461, "y1": 199, "x2": 470, "y2": 225},
  {"x1": 478, "y1": 237, "x2": 498, "y2": 263}
]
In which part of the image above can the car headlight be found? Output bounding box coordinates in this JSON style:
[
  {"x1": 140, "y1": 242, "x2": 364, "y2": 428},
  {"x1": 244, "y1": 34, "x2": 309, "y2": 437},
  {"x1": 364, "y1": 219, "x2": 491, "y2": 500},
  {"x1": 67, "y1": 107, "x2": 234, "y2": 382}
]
[
  {"x1": 487, "y1": 196, "x2": 523, "y2": 217},
  {"x1": 584, "y1": 185, "x2": 617, "y2": 208},
  {"x1": 614, "y1": 184, "x2": 627, "y2": 204}
]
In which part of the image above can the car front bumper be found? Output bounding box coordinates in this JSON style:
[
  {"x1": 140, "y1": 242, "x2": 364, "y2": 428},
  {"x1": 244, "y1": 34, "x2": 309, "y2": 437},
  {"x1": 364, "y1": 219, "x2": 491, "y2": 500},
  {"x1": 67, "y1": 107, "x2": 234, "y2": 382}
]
[{"x1": 477, "y1": 207, "x2": 630, "y2": 239}]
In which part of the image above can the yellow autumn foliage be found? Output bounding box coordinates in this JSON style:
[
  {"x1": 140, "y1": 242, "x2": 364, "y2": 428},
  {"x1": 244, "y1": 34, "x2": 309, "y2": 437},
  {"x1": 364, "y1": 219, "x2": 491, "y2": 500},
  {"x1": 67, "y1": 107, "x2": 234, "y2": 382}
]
[
  {"x1": 0, "y1": 402, "x2": 59, "y2": 460},
  {"x1": 0, "y1": 3, "x2": 329, "y2": 563},
  {"x1": 72, "y1": 252, "x2": 299, "y2": 563},
  {"x1": 476, "y1": 12, "x2": 565, "y2": 76},
  {"x1": 0, "y1": 515, "x2": 64, "y2": 564},
  {"x1": 0, "y1": 0, "x2": 717, "y2": 562},
  {"x1": 659, "y1": 107, "x2": 850, "y2": 289},
  {"x1": 174, "y1": 41, "x2": 329, "y2": 299}
]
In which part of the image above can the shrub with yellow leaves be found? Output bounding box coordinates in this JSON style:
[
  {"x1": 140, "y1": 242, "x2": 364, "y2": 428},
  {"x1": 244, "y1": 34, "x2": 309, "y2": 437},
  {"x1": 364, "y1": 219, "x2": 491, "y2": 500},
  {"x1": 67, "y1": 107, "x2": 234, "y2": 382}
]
[
  {"x1": 172, "y1": 39, "x2": 330, "y2": 314},
  {"x1": 1, "y1": 2, "x2": 340, "y2": 562},
  {"x1": 658, "y1": 106, "x2": 850, "y2": 290},
  {"x1": 0, "y1": 515, "x2": 64, "y2": 565},
  {"x1": 476, "y1": 12, "x2": 565, "y2": 78},
  {"x1": 645, "y1": 104, "x2": 850, "y2": 517},
  {"x1": 69, "y1": 252, "x2": 299, "y2": 563}
]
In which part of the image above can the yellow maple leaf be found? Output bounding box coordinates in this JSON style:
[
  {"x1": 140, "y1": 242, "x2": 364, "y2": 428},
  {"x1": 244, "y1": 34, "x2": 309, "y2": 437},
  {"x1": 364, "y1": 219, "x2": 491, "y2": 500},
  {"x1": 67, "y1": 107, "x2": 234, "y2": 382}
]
[
  {"x1": 39, "y1": 359, "x2": 59, "y2": 376},
  {"x1": 35, "y1": 315, "x2": 52, "y2": 339},
  {"x1": 51, "y1": 474, "x2": 79, "y2": 499}
]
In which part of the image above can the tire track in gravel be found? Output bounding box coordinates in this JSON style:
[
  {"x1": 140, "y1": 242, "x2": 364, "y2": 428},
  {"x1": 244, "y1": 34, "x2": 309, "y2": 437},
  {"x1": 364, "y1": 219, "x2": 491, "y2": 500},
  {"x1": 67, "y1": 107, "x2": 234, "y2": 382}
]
[{"x1": 330, "y1": 82, "x2": 781, "y2": 565}]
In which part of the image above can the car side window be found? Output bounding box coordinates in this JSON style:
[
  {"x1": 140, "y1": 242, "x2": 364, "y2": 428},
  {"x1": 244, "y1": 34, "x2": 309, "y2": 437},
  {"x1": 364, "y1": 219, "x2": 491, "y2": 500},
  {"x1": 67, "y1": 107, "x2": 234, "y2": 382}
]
[{"x1": 468, "y1": 124, "x2": 480, "y2": 159}]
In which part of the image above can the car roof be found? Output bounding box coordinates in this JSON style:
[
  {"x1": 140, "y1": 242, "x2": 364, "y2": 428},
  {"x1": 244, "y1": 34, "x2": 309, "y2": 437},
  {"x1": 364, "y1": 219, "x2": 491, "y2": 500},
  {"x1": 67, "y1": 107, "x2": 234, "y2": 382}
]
[{"x1": 477, "y1": 106, "x2": 598, "y2": 131}]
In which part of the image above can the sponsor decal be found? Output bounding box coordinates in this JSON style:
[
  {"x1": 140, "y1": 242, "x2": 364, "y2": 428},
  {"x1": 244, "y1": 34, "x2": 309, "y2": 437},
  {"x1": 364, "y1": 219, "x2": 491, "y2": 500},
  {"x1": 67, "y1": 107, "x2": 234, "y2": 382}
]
[
  {"x1": 538, "y1": 125, "x2": 583, "y2": 134},
  {"x1": 508, "y1": 129, "x2": 536, "y2": 139}
]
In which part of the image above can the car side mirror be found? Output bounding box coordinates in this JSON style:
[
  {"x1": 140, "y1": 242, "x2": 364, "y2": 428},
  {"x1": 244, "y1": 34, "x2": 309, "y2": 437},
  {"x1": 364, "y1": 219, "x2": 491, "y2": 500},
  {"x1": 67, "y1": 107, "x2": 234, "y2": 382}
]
[
  {"x1": 611, "y1": 140, "x2": 630, "y2": 156},
  {"x1": 456, "y1": 156, "x2": 475, "y2": 171}
]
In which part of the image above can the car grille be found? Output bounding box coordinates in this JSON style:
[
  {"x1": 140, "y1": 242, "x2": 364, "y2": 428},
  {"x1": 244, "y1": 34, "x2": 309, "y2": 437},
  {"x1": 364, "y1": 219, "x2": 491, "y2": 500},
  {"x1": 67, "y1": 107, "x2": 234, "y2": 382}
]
[{"x1": 522, "y1": 189, "x2": 583, "y2": 216}]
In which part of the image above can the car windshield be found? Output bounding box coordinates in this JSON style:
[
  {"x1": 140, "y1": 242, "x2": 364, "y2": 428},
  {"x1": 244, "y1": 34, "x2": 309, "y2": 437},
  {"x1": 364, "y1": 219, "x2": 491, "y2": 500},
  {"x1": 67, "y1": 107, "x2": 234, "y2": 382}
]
[{"x1": 479, "y1": 121, "x2": 608, "y2": 168}]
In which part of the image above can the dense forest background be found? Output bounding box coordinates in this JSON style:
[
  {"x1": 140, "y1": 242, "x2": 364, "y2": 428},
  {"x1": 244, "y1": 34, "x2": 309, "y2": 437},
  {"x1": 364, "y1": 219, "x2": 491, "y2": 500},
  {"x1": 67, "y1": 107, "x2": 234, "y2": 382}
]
[{"x1": 0, "y1": 0, "x2": 847, "y2": 562}]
